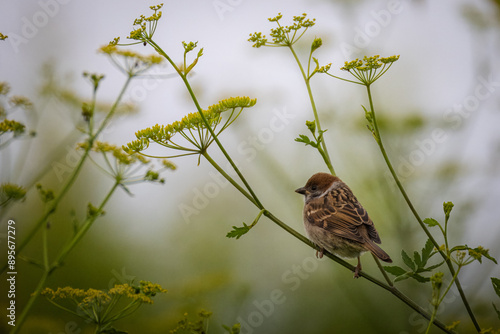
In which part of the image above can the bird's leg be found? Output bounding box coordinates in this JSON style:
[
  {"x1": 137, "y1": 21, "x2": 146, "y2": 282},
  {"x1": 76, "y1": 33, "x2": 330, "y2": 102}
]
[
  {"x1": 316, "y1": 248, "x2": 324, "y2": 259},
  {"x1": 353, "y1": 256, "x2": 362, "y2": 279}
]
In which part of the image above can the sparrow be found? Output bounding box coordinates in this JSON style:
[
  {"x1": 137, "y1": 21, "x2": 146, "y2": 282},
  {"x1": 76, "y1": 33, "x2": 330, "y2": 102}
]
[{"x1": 295, "y1": 172, "x2": 392, "y2": 278}]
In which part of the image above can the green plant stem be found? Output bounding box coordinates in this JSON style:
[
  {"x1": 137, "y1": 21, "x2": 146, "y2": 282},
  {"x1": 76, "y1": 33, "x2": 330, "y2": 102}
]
[
  {"x1": 425, "y1": 304, "x2": 439, "y2": 334},
  {"x1": 12, "y1": 176, "x2": 121, "y2": 334},
  {"x1": 289, "y1": 45, "x2": 335, "y2": 176},
  {"x1": 3, "y1": 75, "x2": 133, "y2": 275},
  {"x1": 202, "y1": 151, "x2": 258, "y2": 207},
  {"x1": 51, "y1": 180, "x2": 120, "y2": 269},
  {"x1": 148, "y1": 40, "x2": 263, "y2": 210},
  {"x1": 372, "y1": 254, "x2": 394, "y2": 287},
  {"x1": 366, "y1": 85, "x2": 481, "y2": 332}
]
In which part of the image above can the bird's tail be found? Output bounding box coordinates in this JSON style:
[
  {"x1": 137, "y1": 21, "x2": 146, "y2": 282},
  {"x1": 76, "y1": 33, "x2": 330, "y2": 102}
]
[{"x1": 365, "y1": 240, "x2": 392, "y2": 263}]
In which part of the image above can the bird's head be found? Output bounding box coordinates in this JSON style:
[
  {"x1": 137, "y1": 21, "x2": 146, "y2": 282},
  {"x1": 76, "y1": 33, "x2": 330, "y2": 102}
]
[{"x1": 295, "y1": 172, "x2": 341, "y2": 202}]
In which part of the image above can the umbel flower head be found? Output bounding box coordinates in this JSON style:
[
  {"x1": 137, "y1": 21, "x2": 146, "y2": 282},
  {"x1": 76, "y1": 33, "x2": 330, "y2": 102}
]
[
  {"x1": 340, "y1": 55, "x2": 400, "y2": 86},
  {"x1": 249, "y1": 13, "x2": 316, "y2": 47},
  {"x1": 124, "y1": 96, "x2": 257, "y2": 160},
  {"x1": 41, "y1": 281, "x2": 167, "y2": 328},
  {"x1": 98, "y1": 44, "x2": 163, "y2": 76},
  {"x1": 127, "y1": 3, "x2": 163, "y2": 44},
  {"x1": 78, "y1": 141, "x2": 175, "y2": 185}
]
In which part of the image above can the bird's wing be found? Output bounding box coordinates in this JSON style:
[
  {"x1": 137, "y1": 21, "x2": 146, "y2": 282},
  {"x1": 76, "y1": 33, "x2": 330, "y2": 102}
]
[{"x1": 305, "y1": 184, "x2": 381, "y2": 244}]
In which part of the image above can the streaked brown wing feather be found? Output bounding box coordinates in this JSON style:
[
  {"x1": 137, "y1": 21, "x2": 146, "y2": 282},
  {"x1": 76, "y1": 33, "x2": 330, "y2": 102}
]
[{"x1": 305, "y1": 183, "x2": 381, "y2": 244}]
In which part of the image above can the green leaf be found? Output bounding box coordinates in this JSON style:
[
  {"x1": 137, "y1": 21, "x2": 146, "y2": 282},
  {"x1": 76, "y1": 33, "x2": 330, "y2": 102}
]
[
  {"x1": 413, "y1": 251, "x2": 422, "y2": 268},
  {"x1": 226, "y1": 223, "x2": 251, "y2": 240},
  {"x1": 295, "y1": 134, "x2": 317, "y2": 148},
  {"x1": 408, "y1": 273, "x2": 430, "y2": 283},
  {"x1": 476, "y1": 247, "x2": 498, "y2": 264},
  {"x1": 422, "y1": 261, "x2": 445, "y2": 272},
  {"x1": 423, "y1": 218, "x2": 440, "y2": 227},
  {"x1": 384, "y1": 265, "x2": 406, "y2": 277},
  {"x1": 394, "y1": 274, "x2": 410, "y2": 282},
  {"x1": 401, "y1": 250, "x2": 416, "y2": 271},
  {"x1": 450, "y1": 245, "x2": 469, "y2": 253},
  {"x1": 421, "y1": 239, "x2": 434, "y2": 265},
  {"x1": 491, "y1": 277, "x2": 500, "y2": 298}
]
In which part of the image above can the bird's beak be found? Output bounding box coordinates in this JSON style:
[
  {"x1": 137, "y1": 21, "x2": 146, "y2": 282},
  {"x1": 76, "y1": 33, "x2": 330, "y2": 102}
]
[{"x1": 295, "y1": 187, "x2": 306, "y2": 195}]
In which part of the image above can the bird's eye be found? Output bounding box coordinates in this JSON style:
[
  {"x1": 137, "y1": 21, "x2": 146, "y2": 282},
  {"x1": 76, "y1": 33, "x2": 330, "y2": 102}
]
[{"x1": 311, "y1": 185, "x2": 317, "y2": 191}]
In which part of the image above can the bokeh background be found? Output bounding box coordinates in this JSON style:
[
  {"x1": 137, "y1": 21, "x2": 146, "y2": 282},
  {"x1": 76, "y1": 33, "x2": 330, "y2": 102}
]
[{"x1": 1, "y1": 0, "x2": 500, "y2": 333}]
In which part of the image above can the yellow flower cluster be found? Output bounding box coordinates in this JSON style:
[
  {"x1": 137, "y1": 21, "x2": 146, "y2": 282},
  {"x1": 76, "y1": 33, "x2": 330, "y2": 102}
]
[
  {"x1": 0, "y1": 119, "x2": 25, "y2": 134},
  {"x1": 249, "y1": 13, "x2": 315, "y2": 48},
  {"x1": 41, "y1": 281, "x2": 167, "y2": 307},
  {"x1": 124, "y1": 97, "x2": 257, "y2": 156},
  {"x1": 99, "y1": 45, "x2": 163, "y2": 65},
  {"x1": 78, "y1": 141, "x2": 150, "y2": 165},
  {"x1": 341, "y1": 55, "x2": 400, "y2": 72},
  {"x1": 128, "y1": 4, "x2": 163, "y2": 42}
]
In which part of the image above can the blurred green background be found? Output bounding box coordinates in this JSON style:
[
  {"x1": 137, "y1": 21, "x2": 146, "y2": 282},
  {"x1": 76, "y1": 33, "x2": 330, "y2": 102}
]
[{"x1": 1, "y1": 0, "x2": 500, "y2": 333}]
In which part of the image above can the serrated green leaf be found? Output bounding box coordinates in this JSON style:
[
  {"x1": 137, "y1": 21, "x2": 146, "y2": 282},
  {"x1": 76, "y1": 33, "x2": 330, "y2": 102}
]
[
  {"x1": 408, "y1": 273, "x2": 430, "y2": 283},
  {"x1": 295, "y1": 134, "x2": 311, "y2": 144},
  {"x1": 402, "y1": 250, "x2": 416, "y2": 271},
  {"x1": 414, "y1": 251, "x2": 422, "y2": 268},
  {"x1": 492, "y1": 277, "x2": 500, "y2": 298},
  {"x1": 423, "y1": 218, "x2": 440, "y2": 227},
  {"x1": 226, "y1": 223, "x2": 250, "y2": 240},
  {"x1": 421, "y1": 239, "x2": 434, "y2": 265},
  {"x1": 384, "y1": 265, "x2": 407, "y2": 277},
  {"x1": 295, "y1": 134, "x2": 317, "y2": 148}
]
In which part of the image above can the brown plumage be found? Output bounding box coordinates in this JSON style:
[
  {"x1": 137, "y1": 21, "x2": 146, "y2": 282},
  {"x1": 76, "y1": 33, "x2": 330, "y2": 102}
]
[{"x1": 295, "y1": 172, "x2": 392, "y2": 278}]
